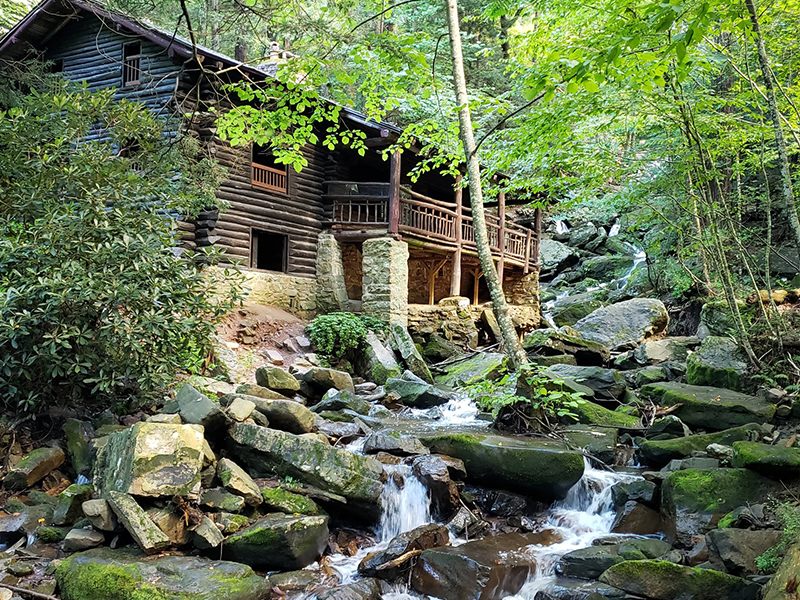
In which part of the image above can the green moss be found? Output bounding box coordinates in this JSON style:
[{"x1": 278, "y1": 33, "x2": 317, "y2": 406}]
[
  {"x1": 717, "y1": 512, "x2": 736, "y2": 529},
  {"x1": 37, "y1": 526, "x2": 68, "y2": 543},
  {"x1": 5, "y1": 498, "x2": 28, "y2": 513},
  {"x1": 663, "y1": 468, "x2": 771, "y2": 514},
  {"x1": 57, "y1": 559, "x2": 171, "y2": 600},
  {"x1": 732, "y1": 441, "x2": 800, "y2": 478},
  {"x1": 15, "y1": 447, "x2": 58, "y2": 470},
  {"x1": 260, "y1": 487, "x2": 323, "y2": 516},
  {"x1": 572, "y1": 400, "x2": 639, "y2": 428}
]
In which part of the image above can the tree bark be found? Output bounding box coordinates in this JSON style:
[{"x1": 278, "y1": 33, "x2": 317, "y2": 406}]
[
  {"x1": 445, "y1": 0, "x2": 527, "y2": 369},
  {"x1": 745, "y1": 0, "x2": 800, "y2": 254}
]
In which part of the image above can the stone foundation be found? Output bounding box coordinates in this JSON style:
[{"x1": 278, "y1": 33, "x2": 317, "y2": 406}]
[
  {"x1": 315, "y1": 234, "x2": 349, "y2": 313},
  {"x1": 362, "y1": 237, "x2": 409, "y2": 326},
  {"x1": 239, "y1": 270, "x2": 317, "y2": 320},
  {"x1": 341, "y1": 243, "x2": 364, "y2": 300}
]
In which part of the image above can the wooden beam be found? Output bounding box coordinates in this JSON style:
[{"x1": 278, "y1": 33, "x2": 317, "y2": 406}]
[
  {"x1": 472, "y1": 268, "x2": 482, "y2": 305},
  {"x1": 450, "y1": 175, "x2": 463, "y2": 296},
  {"x1": 524, "y1": 228, "x2": 532, "y2": 274},
  {"x1": 532, "y1": 207, "x2": 543, "y2": 268},
  {"x1": 388, "y1": 151, "x2": 401, "y2": 235},
  {"x1": 428, "y1": 258, "x2": 448, "y2": 304},
  {"x1": 497, "y1": 190, "x2": 506, "y2": 286}
]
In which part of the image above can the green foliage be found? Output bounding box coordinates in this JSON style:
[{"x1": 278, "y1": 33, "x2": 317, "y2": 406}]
[
  {"x1": 0, "y1": 84, "x2": 245, "y2": 415},
  {"x1": 307, "y1": 312, "x2": 385, "y2": 361},
  {"x1": 756, "y1": 501, "x2": 800, "y2": 574}
]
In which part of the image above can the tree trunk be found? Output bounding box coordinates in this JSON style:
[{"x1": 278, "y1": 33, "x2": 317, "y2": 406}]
[
  {"x1": 745, "y1": 0, "x2": 800, "y2": 254},
  {"x1": 445, "y1": 0, "x2": 527, "y2": 369}
]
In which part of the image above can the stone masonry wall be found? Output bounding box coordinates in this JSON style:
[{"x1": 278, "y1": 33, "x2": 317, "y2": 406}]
[
  {"x1": 315, "y1": 233, "x2": 349, "y2": 313},
  {"x1": 240, "y1": 270, "x2": 317, "y2": 320},
  {"x1": 362, "y1": 237, "x2": 409, "y2": 326}
]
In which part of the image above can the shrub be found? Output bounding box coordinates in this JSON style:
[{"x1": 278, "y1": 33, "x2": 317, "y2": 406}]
[
  {"x1": 0, "y1": 85, "x2": 245, "y2": 415},
  {"x1": 756, "y1": 501, "x2": 800, "y2": 574},
  {"x1": 307, "y1": 312, "x2": 386, "y2": 361}
]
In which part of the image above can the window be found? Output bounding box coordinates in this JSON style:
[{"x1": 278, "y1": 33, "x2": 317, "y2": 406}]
[
  {"x1": 251, "y1": 229, "x2": 288, "y2": 272},
  {"x1": 119, "y1": 138, "x2": 143, "y2": 172},
  {"x1": 251, "y1": 144, "x2": 288, "y2": 193},
  {"x1": 122, "y1": 42, "x2": 141, "y2": 86},
  {"x1": 48, "y1": 58, "x2": 64, "y2": 73}
]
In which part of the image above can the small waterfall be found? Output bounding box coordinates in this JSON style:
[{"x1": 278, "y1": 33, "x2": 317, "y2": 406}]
[
  {"x1": 379, "y1": 465, "x2": 432, "y2": 543},
  {"x1": 608, "y1": 219, "x2": 621, "y2": 237},
  {"x1": 504, "y1": 461, "x2": 641, "y2": 599},
  {"x1": 555, "y1": 220, "x2": 570, "y2": 235},
  {"x1": 615, "y1": 245, "x2": 647, "y2": 290}
]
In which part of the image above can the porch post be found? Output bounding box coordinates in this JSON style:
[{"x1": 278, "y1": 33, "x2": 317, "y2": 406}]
[
  {"x1": 388, "y1": 151, "x2": 401, "y2": 235},
  {"x1": 450, "y1": 175, "x2": 463, "y2": 296}
]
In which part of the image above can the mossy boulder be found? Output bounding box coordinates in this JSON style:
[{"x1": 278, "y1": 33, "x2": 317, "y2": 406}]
[
  {"x1": 573, "y1": 298, "x2": 669, "y2": 351},
  {"x1": 4, "y1": 446, "x2": 65, "y2": 491},
  {"x1": 53, "y1": 484, "x2": 93, "y2": 526},
  {"x1": 640, "y1": 381, "x2": 775, "y2": 430},
  {"x1": 731, "y1": 441, "x2": 800, "y2": 479},
  {"x1": 569, "y1": 400, "x2": 639, "y2": 428},
  {"x1": 581, "y1": 255, "x2": 633, "y2": 280},
  {"x1": 562, "y1": 424, "x2": 617, "y2": 464},
  {"x1": 762, "y1": 541, "x2": 800, "y2": 600},
  {"x1": 661, "y1": 468, "x2": 776, "y2": 546},
  {"x1": 686, "y1": 336, "x2": 749, "y2": 391},
  {"x1": 63, "y1": 419, "x2": 95, "y2": 477},
  {"x1": 254, "y1": 365, "x2": 301, "y2": 394},
  {"x1": 55, "y1": 547, "x2": 270, "y2": 600},
  {"x1": 419, "y1": 432, "x2": 584, "y2": 500},
  {"x1": 549, "y1": 293, "x2": 605, "y2": 327},
  {"x1": 221, "y1": 513, "x2": 328, "y2": 570},
  {"x1": 545, "y1": 364, "x2": 627, "y2": 401},
  {"x1": 522, "y1": 329, "x2": 610, "y2": 366},
  {"x1": 227, "y1": 423, "x2": 384, "y2": 507},
  {"x1": 356, "y1": 331, "x2": 402, "y2": 385},
  {"x1": 261, "y1": 487, "x2": 324, "y2": 516},
  {"x1": 599, "y1": 560, "x2": 759, "y2": 600},
  {"x1": 638, "y1": 423, "x2": 760, "y2": 466},
  {"x1": 435, "y1": 352, "x2": 507, "y2": 388},
  {"x1": 392, "y1": 323, "x2": 433, "y2": 383}
]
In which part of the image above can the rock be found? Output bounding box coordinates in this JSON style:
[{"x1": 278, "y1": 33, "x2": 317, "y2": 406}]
[
  {"x1": 523, "y1": 329, "x2": 610, "y2": 366},
  {"x1": 634, "y1": 365, "x2": 670, "y2": 386},
  {"x1": 38, "y1": 524, "x2": 68, "y2": 542},
  {"x1": 385, "y1": 375, "x2": 452, "y2": 408},
  {"x1": 299, "y1": 367, "x2": 355, "y2": 397},
  {"x1": 235, "y1": 384, "x2": 291, "y2": 400},
  {"x1": 631, "y1": 337, "x2": 698, "y2": 365},
  {"x1": 435, "y1": 352, "x2": 507, "y2": 387},
  {"x1": 148, "y1": 506, "x2": 191, "y2": 545},
  {"x1": 536, "y1": 578, "x2": 629, "y2": 600},
  {"x1": 611, "y1": 501, "x2": 661, "y2": 535},
  {"x1": 252, "y1": 398, "x2": 315, "y2": 434},
  {"x1": 358, "y1": 331, "x2": 402, "y2": 385},
  {"x1": 56, "y1": 548, "x2": 271, "y2": 600},
  {"x1": 4, "y1": 447, "x2": 65, "y2": 491},
  {"x1": 359, "y1": 523, "x2": 449, "y2": 579},
  {"x1": 82, "y1": 499, "x2": 117, "y2": 532},
  {"x1": 392, "y1": 323, "x2": 433, "y2": 383},
  {"x1": 539, "y1": 239, "x2": 579, "y2": 278},
  {"x1": 568, "y1": 399, "x2": 639, "y2": 428},
  {"x1": 200, "y1": 487, "x2": 246, "y2": 513},
  {"x1": 63, "y1": 528, "x2": 105, "y2": 552},
  {"x1": 312, "y1": 389, "x2": 371, "y2": 415},
  {"x1": 105, "y1": 491, "x2": 170, "y2": 554},
  {"x1": 53, "y1": 484, "x2": 93, "y2": 525},
  {"x1": 63, "y1": 419, "x2": 95, "y2": 477},
  {"x1": 550, "y1": 293, "x2": 605, "y2": 327},
  {"x1": 545, "y1": 365, "x2": 627, "y2": 401},
  {"x1": 706, "y1": 443, "x2": 734, "y2": 462},
  {"x1": 317, "y1": 579, "x2": 381, "y2": 600},
  {"x1": 687, "y1": 336, "x2": 749, "y2": 391},
  {"x1": 363, "y1": 431, "x2": 429, "y2": 456},
  {"x1": 166, "y1": 384, "x2": 228, "y2": 430},
  {"x1": 412, "y1": 531, "x2": 558, "y2": 600},
  {"x1": 661, "y1": 468, "x2": 776, "y2": 546},
  {"x1": 706, "y1": 528, "x2": 783, "y2": 575},
  {"x1": 562, "y1": 425, "x2": 617, "y2": 465},
  {"x1": 569, "y1": 222, "x2": 599, "y2": 248},
  {"x1": 422, "y1": 333, "x2": 462, "y2": 362},
  {"x1": 762, "y1": 541, "x2": 800, "y2": 600},
  {"x1": 255, "y1": 365, "x2": 301, "y2": 394},
  {"x1": 573, "y1": 298, "x2": 669, "y2": 351},
  {"x1": 662, "y1": 457, "x2": 720, "y2": 472},
  {"x1": 228, "y1": 423, "x2": 384, "y2": 506},
  {"x1": 222, "y1": 513, "x2": 328, "y2": 570},
  {"x1": 599, "y1": 559, "x2": 759, "y2": 600},
  {"x1": 93, "y1": 422, "x2": 204, "y2": 499},
  {"x1": 192, "y1": 516, "x2": 224, "y2": 550},
  {"x1": 217, "y1": 512, "x2": 249, "y2": 535},
  {"x1": 217, "y1": 458, "x2": 262, "y2": 506},
  {"x1": 731, "y1": 441, "x2": 800, "y2": 478},
  {"x1": 638, "y1": 423, "x2": 760, "y2": 466},
  {"x1": 611, "y1": 480, "x2": 657, "y2": 508},
  {"x1": 581, "y1": 255, "x2": 633, "y2": 280},
  {"x1": 640, "y1": 382, "x2": 775, "y2": 430},
  {"x1": 226, "y1": 397, "x2": 255, "y2": 422},
  {"x1": 412, "y1": 455, "x2": 460, "y2": 521},
  {"x1": 557, "y1": 545, "x2": 624, "y2": 579},
  {"x1": 646, "y1": 415, "x2": 691, "y2": 440},
  {"x1": 261, "y1": 486, "x2": 324, "y2": 515},
  {"x1": 318, "y1": 420, "x2": 361, "y2": 443},
  {"x1": 420, "y1": 432, "x2": 584, "y2": 500},
  {"x1": 146, "y1": 413, "x2": 183, "y2": 424}
]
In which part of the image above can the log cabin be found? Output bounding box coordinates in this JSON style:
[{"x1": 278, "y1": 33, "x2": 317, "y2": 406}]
[{"x1": 0, "y1": 0, "x2": 542, "y2": 336}]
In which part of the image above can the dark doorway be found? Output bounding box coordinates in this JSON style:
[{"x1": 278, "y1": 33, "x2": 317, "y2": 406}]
[{"x1": 251, "y1": 229, "x2": 288, "y2": 272}]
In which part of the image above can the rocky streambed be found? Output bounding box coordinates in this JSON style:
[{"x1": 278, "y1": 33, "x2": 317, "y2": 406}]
[{"x1": 0, "y1": 242, "x2": 798, "y2": 599}]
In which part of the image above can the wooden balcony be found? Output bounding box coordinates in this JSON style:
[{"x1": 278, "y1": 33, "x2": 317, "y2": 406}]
[{"x1": 324, "y1": 181, "x2": 541, "y2": 272}]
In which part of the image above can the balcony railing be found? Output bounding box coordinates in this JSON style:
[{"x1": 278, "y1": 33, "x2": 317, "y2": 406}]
[
  {"x1": 252, "y1": 163, "x2": 288, "y2": 193},
  {"x1": 324, "y1": 181, "x2": 539, "y2": 269}
]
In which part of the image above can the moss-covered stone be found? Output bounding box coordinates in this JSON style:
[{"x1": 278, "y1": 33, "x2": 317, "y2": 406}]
[
  {"x1": 222, "y1": 513, "x2": 328, "y2": 570},
  {"x1": 434, "y1": 352, "x2": 507, "y2": 388},
  {"x1": 419, "y1": 432, "x2": 584, "y2": 500},
  {"x1": 731, "y1": 441, "x2": 800, "y2": 479},
  {"x1": 686, "y1": 336, "x2": 749, "y2": 391},
  {"x1": 638, "y1": 423, "x2": 760, "y2": 467},
  {"x1": 55, "y1": 547, "x2": 271, "y2": 600},
  {"x1": 261, "y1": 487, "x2": 324, "y2": 516},
  {"x1": 599, "y1": 560, "x2": 759, "y2": 600},
  {"x1": 37, "y1": 525, "x2": 68, "y2": 543},
  {"x1": 640, "y1": 381, "x2": 775, "y2": 430},
  {"x1": 661, "y1": 468, "x2": 776, "y2": 546},
  {"x1": 53, "y1": 484, "x2": 93, "y2": 526},
  {"x1": 762, "y1": 541, "x2": 800, "y2": 600},
  {"x1": 569, "y1": 400, "x2": 640, "y2": 428},
  {"x1": 522, "y1": 329, "x2": 610, "y2": 365},
  {"x1": 4, "y1": 447, "x2": 65, "y2": 491}
]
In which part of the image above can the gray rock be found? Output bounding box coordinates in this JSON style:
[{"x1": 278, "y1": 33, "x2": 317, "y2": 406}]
[
  {"x1": 300, "y1": 367, "x2": 355, "y2": 396},
  {"x1": 422, "y1": 333, "x2": 462, "y2": 362},
  {"x1": 235, "y1": 384, "x2": 291, "y2": 400},
  {"x1": 545, "y1": 364, "x2": 627, "y2": 401},
  {"x1": 581, "y1": 255, "x2": 633, "y2": 280},
  {"x1": 435, "y1": 352, "x2": 508, "y2": 388},
  {"x1": 611, "y1": 480, "x2": 657, "y2": 508},
  {"x1": 632, "y1": 337, "x2": 698, "y2": 365},
  {"x1": 611, "y1": 501, "x2": 661, "y2": 535},
  {"x1": 562, "y1": 425, "x2": 617, "y2": 465},
  {"x1": 226, "y1": 397, "x2": 255, "y2": 422},
  {"x1": 317, "y1": 579, "x2": 381, "y2": 600},
  {"x1": 252, "y1": 398, "x2": 315, "y2": 434},
  {"x1": 217, "y1": 458, "x2": 263, "y2": 506},
  {"x1": 82, "y1": 499, "x2": 117, "y2": 532},
  {"x1": 222, "y1": 513, "x2": 329, "y2": 570},
  {"x1": 357, "y1": 331, "x2": 402, "y2": 385},
  {"x1": 412, "y1": 455, "x2": 460, "y2": 521},
  {"x1": 706, "y1": 528, "x2": 783, "y2": 575},
  {"x1": 359, "y1": 523, "x2": 449, "y2": 580},
  {"x1": 148, "y1": 506, "x2": 191, "y2": 546},
  {"x1": 363, "y1": 431, "x2": 429, "y2": 456},
  {"x1": 106, "y1": 491, "x2": 170, "y2": 555},
  {"x1": 192, "y1": 516, "x2": 225, "y2": 550},
  {"x1": 706, "y1": 443, "x2": 734, "y2": 462},
  {"x1": 569, "y1": 222, "x2": 599, "y2": 249},
  {"x1": 63, "y1": 419, "x2": 95, "y2": 477},
  {"x1": 646, "y1": 415, "x2": 691, "y2": 440},
  {"x1": 4, "y1": 447, "x2": 65, "y2": 491},
  {"x1": 522, "y1": 329, "x2": 610, "y2": 366},
  {"x1": 687, "y1": 336, "x2": 749, "y2": 391},
  {"x1": 312, "y1": 389, "x2": 371, "y2": 415},
  {"x1": 392, "y1": 323, "x2": 433, "y2": 383},
  {"x1": 536, "y1": 578, "x2": 629, "y2": 600},
  {"x1": 166, "y1": 384, "x2": 228, "y2": 430},
  {"x1": 255, "y1": 365, "x2": 301, "y2": 394},
  {"x1": 539, "y1": 239, "x2": 579, "y2": 278},
  {"x1": 573, "y1": 298, "x2": 669, "y2": 351},
  {"x1": 63, "y1": 528, "x2": 105, "y2": 552},
  {"x1": 557, "y1": 545, "x2": 624, "y2": 579},
  {"x1": 199, "y1": 487, "x2": 246, "y2": 513},
  {"x1": 53, "y1": 484, "x2": 93, "y2": 525},
  {"x1": 385, "y1": 374, "x2": 452, "y2": 408},
  {"x1": 638, "y1": 423, "x2": 760, "y2": 466}
]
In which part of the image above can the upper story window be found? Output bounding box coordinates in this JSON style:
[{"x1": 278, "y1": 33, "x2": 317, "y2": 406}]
[
  {"x1": 251, "y1": 144, "x2": 288, "y2": 194},
  {"x1": 122, "y1": 41, "x2": 141, "y2": 86}
]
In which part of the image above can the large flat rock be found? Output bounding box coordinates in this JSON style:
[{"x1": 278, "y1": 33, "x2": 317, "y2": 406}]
[
  {"x1": 573, "y1": 298, "x2": 669, "y2": 351},
  {"x1": 420, "y1": 432, "x2": 584, "y2": 500},
  {"x1": 638, "y1": 423, "x2": 760, "y2": 466},
  {"x1": 640, "y1": 381, "x2": 775, "y2": 430}
]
